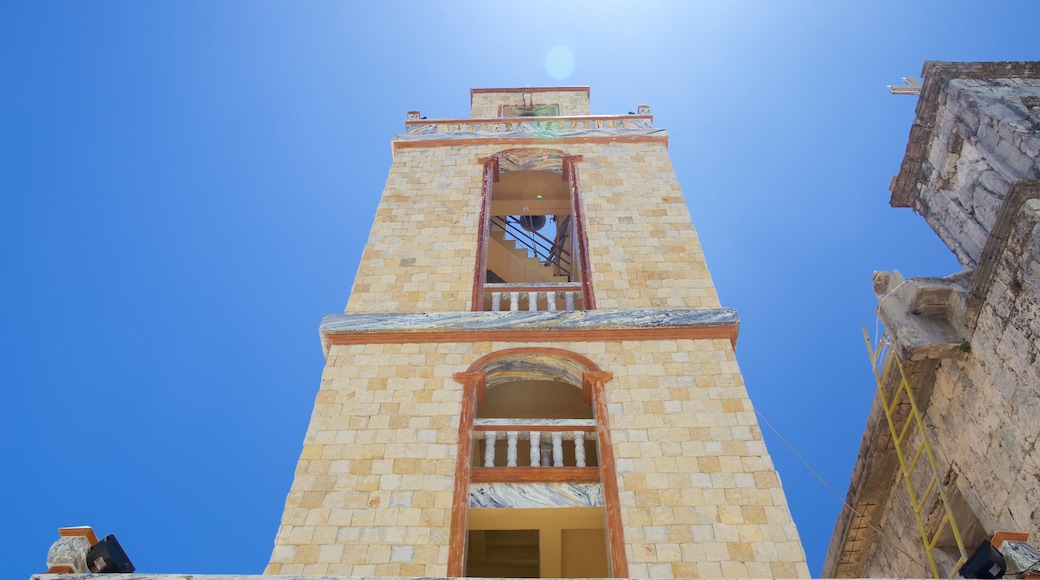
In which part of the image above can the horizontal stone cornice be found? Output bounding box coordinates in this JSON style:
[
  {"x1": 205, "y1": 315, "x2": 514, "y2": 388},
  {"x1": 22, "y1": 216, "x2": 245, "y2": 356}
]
[
  {"x1": 391, "y1": 115, "x2": 666, "y2": 153},
  {"x1": 319, "y1": 307, "x2": 739, "y2": 354}
]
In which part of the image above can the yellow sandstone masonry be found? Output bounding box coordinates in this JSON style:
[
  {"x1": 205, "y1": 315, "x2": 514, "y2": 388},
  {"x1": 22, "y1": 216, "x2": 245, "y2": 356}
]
[
  {"x1": 266, "y1": 341, "x2": 476, "y2": 577},
  {"x1": 269, "y1": 87, "x2": 808, "y2": 579},
  {"x1": 486, "y1": 339, "x2": 809, "y2": 579},
  {"x1": 267, "y1": 338, "x2": 809, "y2": 577},
  {"x1": 346, "y1": 141, "x2": 718, "y2": 314},
  {"x1": 470, "y1": 88, "x2": 591, "y2": 118}
]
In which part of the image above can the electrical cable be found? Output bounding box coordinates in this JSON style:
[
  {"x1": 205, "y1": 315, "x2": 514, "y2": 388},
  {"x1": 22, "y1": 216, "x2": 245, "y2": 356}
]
[{"x1": 752, "y1": 407, "x2": 931, "y2": 573}]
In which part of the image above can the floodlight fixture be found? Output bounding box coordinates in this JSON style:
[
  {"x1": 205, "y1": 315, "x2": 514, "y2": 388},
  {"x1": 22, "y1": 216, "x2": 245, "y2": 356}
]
[
  {"x1": 960, "y1": 539, "x2": 1006, "y2": 579},
  {"x1": 86, "y1": 534, "x2": 136, "y2": 574}
]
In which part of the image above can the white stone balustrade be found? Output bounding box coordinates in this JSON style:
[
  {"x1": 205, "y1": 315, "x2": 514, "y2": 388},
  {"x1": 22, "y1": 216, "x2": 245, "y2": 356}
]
[
  {"x1": 485, "y1": 283, "x2": 583, "y2": 312},
  {"x1": 574, "y1": 432, "x2": 586, "y2": 467},
  {"x1": 474, "y1": 418, "x2": 596, "y2": 468},
  {"x1": 483, "y1": 432, "x2": 496, "y2": 468},
  {"x1": 506, "y1": 431, "x2": 518, "y2": 467}
]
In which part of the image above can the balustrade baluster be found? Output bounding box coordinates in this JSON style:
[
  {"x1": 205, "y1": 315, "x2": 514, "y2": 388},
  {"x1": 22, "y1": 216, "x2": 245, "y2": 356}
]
[
  {"x1": 565, "y1": 292, "x2": 575, "y2": 311},
  {"x1": 546, "y1": 291, "x2": 557, "y2": 311},
  {"x1": 528, "y1": 291, "x2": 538, "y2": 311},
  {"x1": 506, "y1": 431, "x2": 518, "y2": 467},
  {"x1": 484, "y1": 432, "x2": 497, "y2": 467},
  {"x1": 552, "y1": 432, "x2": 564, "y2": 467},
  {"x1": 541, "y1": 438, "x2": 552, "y2": 467},
  {"x1": 529, "y1": 432, "x2": 541, "y2": 466},
  {"x1": 491, "y1": 292, "x2": 502, "y2": 312},
  {"x1": 509, "y1": 292, "x2": 519, "y2": 312},
  {"x1": 574, "y1": 432, "x2": 586, "y2": 467}
]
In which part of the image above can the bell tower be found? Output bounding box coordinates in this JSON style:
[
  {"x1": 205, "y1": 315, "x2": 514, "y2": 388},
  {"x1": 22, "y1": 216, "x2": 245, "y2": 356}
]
[{"x1": 266, "y1": 87, "x2": 810, "y2": 579}]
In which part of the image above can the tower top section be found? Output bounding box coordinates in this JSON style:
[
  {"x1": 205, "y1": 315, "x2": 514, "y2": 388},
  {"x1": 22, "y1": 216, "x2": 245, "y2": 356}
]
[
  {"x1": 469, "y1": 87, "x2": 591, "y2": 118},
  {"x1": 397, "y1": 88, "x2": 657, "y2": 155}
]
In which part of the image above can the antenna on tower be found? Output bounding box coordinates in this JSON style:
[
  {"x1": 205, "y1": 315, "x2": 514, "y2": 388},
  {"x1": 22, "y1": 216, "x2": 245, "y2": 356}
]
[{"x1": 518, "y1": 92, "x2": 537, "y2": 116}]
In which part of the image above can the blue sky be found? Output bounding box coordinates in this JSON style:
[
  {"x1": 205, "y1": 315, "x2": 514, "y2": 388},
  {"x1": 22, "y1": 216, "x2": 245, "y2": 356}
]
[{"x1": 2, "y1": 2, "x2": 1037, "y2": 577}]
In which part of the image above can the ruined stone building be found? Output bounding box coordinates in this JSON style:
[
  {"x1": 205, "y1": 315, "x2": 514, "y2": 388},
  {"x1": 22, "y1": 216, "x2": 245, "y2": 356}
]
[
  {"x1": 824, "y1": 62, "x2": 1040, "y2": 578},
  {"x1": 262, "y1": 87, "x2": 811, "y2": 578}
]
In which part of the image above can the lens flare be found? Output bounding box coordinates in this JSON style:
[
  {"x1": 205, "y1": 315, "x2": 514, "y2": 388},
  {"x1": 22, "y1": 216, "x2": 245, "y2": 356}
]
[{"x1": 545, "y1": 46, "x2": 575, "y2": 80}]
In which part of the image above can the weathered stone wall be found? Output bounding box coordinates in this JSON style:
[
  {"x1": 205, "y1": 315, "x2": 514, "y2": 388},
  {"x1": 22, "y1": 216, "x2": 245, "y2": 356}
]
[
  {"x1": 928, "y1": 197, "x2": 1040, "y2": 536},
  {"x1": 826, "y1": 62, "x2": 1040, "y2": 579},
  {"x1": 267, "y1": 338, "x2": 809, "y2": 578},
  {"x1": 345, "y1": 140, "x2": 719, "y2": 314},
  {"x1": 891, "y1": 63, "x2": 1040, "y2": 267}
]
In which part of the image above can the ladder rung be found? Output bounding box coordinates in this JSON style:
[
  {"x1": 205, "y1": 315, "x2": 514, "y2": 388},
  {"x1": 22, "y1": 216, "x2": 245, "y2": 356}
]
[
  {"x1": 865, "y1": 326, "x2": 967, "y2": 579},
  {"x1": 886, "y1": 380, "x2": 906, "y2": 413},
  {"x1": 896, "y1": 414, "x2": 914, "y2": 446},
  {"x1": 928, "y1": 515, "x2": 951, "y2": 550},
  {"x1": 908, "y1": 440, "x2": 927, "y2": 474},
  {"x1": 920, "y1": 475, "x2": 937, "y2": 506}
]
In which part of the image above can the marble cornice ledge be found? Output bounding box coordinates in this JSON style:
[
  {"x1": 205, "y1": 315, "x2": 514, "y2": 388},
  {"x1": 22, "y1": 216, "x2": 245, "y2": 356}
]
[
  {"x1": 319, "y1": 307, "x2": 739, "y2": 353},
  {"x1": 27, "y1": 576, "x2": 945, "y2": 580},
  {"x1": 32, "y1": 576, "x2": 417, "y2": 580},
  {"x1": 28, "y1": 575, "x2": 943, "y2": 580}
]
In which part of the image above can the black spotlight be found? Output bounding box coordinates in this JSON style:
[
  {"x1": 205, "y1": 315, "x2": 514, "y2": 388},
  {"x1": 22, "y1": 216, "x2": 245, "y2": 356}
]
[
  {"x1": 960, "y1": 539, "x2": 1006, "y2": 579},
  {"x1": 86, "y1": 534, "x2": 135, "y2": 574}
]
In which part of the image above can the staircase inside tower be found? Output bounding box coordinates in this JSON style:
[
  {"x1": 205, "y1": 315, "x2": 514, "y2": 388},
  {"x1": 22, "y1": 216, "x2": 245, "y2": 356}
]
[
  {"x1": 482, "y1": 169, "x2": 583, "y2": 312},
  {"x1": 487, "y1": 215, "x2": 571, "y2": 284}
]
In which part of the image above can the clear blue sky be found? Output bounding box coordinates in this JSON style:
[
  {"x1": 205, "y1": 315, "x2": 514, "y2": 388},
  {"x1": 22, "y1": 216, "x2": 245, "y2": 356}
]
[{"x1": 2, "y1": 2, "x2": 1037, "y2": 578}]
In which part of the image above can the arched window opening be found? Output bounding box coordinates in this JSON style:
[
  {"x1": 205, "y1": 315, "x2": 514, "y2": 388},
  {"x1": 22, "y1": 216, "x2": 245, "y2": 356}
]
[
  {"x1": 473, "y1": 150, "x2": 594, "y2": 312},
  {"x1": 488, "y1": 170, "x2": 574, "y2": 285},
  {"x1": 450, "y1": 349, "x2": 626, "y2": 579},
  {"x1": 474, "y1": 379, "x2": 599, "y2": 469}
]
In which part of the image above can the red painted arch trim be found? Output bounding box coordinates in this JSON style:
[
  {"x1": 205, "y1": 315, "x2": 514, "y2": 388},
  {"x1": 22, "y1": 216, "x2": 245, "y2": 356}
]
[{"x1": 464, "y1": 346, "x2": 603, "y2": 374}]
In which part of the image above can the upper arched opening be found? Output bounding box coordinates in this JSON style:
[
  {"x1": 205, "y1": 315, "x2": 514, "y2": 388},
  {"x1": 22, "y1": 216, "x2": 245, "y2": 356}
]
[{"x1": 491, "y1": 148, "x2": 570, "y2": 174}]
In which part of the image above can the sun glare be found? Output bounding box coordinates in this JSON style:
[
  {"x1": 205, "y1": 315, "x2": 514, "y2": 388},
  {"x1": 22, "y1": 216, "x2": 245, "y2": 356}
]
[{"x1": 545, "y1": 46, "x2": 575, "y2": 80}]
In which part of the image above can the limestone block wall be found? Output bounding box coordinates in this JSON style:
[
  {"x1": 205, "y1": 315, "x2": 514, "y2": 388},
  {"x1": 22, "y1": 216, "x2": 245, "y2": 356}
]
[
  {"x1": 269, "y1": 337, "x2": 809, "y2": 578},
  {"x1": 345, "y1": 146, "x2": 483, "y2": 314},
  {"x1": 578, "y1": 142, "x2": 721, "y2": 310},
  {"x1": 586, "y1": 337, "x2": 809, "y2": 579},
  {"x1": 470, "y1": 88, "x2": 591, "y2": 118},
  {"x1": 346, "y1": 140, "x2": 719, "y2": 314},
  {"x1": 266, "y1": 341, "x2": 475, "y2": 577}
]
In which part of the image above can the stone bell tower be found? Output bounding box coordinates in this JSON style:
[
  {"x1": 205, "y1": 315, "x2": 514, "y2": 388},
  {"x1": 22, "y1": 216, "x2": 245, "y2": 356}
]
[{"x1": 265, "y1": 87, "x2": 810, "y2": 579}]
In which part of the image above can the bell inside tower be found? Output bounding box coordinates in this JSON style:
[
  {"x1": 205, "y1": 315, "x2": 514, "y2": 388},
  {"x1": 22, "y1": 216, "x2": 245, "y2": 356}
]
[{"x1": 486, "y1": 169, "x2": 574, "y2": 286}]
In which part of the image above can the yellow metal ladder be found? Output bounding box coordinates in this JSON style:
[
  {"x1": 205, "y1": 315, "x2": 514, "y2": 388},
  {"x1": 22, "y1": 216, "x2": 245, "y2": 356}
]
[{"x1": 864, "y1": 327, "x2": 968, "y2": 578}]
